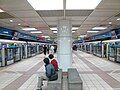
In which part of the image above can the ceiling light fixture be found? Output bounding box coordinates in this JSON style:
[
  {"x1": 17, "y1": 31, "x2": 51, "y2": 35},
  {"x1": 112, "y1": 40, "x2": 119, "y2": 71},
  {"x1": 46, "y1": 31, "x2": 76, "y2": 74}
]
[
  {"x1": 92, "y1": 27, "x2": 107, "y2": 30},
  {"x1": 27, "y1": 0, "x2": 63, "y2": 10},
  {"x1": 30, "y1": 31, "x2": 42, "y2": 34},
  {"x1": 66, "y1": 0, "x2": 102, "y2": 10},
  {"x1": 79, "y1": 35, "x2": 87, "y2": 38},
  {"x1": 87, "y1": 31, "x2": 99, "y2": 33},
  {"x1": 72, "y1": 27, "x2": 79, "y2": 30},
  {"x1": 18, "y1": 23, "x2": 21, "y2": 26},
  {"x1": 22, "y1": 28, "x2": 37, "y2": 31},
  {"x1": 50, "y1": 27, "x2": 79, "y2": 31},
  {"x1": 50, "y1": 27, "x2": 58, "y2": 30},
  {"x1": 53, "y1": 31, "x2": 57, "y2": 33},
  {"x1": 109, "y1": 22, "x2": 112, "y2": 24},
  {"x1": 117, "y1": 18, "x2": 120, "y2": 21},
  {"x1": 0, "y1": 9, "x2": 4, "y2": 12},
  {"x1": 42, "y1": 36, "x2": 50, "y2": 38},
  {"x1": 10, "y1": 19, "x2": 13, "y2": 22}
]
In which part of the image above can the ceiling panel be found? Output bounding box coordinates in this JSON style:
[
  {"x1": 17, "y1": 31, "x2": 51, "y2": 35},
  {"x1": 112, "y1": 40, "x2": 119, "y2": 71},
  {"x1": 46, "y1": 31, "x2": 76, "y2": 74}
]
[
  {"x1": 5, "y1": 22, "x2": 26, "y2": 28},
  {"x1": 83, "y1": 21, "x2": 100, "y2": 24},
  {"x1": 115, "y1": 12, "x2": 120, "y2": 17},
  {"x1": 90, "y1": 10, "x2": 119, "y2": 17},
  {"x1": 20, "y1": 17, "x2": 43, "y2": 22},
  {"x1": 46, "y1": 21, "x2": 57, "y2": 26},
  {"x1": 27, "y1": 22, "x2": 48, "y2": 28},
  {"x1": 80, "y1": 24, "x2": 96, "y2": 28},
  {"x1": 43, "y1": 17, "x2": 63, "y2": 22},
  {"x1": 0, "y1": 0, "x2": 33, "y2": 11},
  {"x1": 72, "y1": 21, "x2": 83, "y2": 25},
  {"x1": 10, "y1": 10, "x2": 40, "y2": 18},
  {"x1": 66, "y1": 16, "x2": 87, "y2": 21},
  {"x1": 37, "y1": 10, "x2": 93, "y2": 17},
  {"x1": 97, "y1": 0, "x2": 120, "y2": 10},
  {"x1": 66, "y1": 10, "x2": 93, "y2": 16},
  {"x1": 37, "y1": 10, "x2": 63, "y2": 17},
  {"x1": 0, "y1": 12, "x2": 15, "y2": 19},
  {"x1": 0, "y1": 18, "x2": 23, "y2": 23},
  {"x1": 86, "y1": 17, "x2": 108, "y2": 21},
  {"x1": 0, "y1": 21, "x2": 10, "y2": 27}
]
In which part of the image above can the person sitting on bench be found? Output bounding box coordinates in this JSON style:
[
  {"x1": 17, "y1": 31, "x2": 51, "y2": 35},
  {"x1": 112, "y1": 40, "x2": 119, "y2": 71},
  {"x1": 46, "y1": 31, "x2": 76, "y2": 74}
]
[
  {"x1": 37, "y1": 58, "x2": 58, "y2": 90},
  {"x1": 48, "y1": 54, "x2": 58, "y2": 71}
]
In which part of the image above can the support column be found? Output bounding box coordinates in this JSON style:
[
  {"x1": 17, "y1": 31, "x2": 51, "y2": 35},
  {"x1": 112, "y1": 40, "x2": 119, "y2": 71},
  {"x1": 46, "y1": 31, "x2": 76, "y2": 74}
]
[
  {"x1": 25, "y1": 44, "x2": 28, "y2": 58},
  {"x1": 90, "y1": 44, "x2": 92, "y2": 54},
  {"x1": 102, "y1": 44, "x2": 104, "y2": 57},
  {"x1": 57, "y1": 20, "x2": 72, "y2": 72},
  {"x1": 2, "y1": 47, "x2": 5, "y2": 66},
  {"x1": 37, "y1": 44, "x2": 39, "y2": 54}
]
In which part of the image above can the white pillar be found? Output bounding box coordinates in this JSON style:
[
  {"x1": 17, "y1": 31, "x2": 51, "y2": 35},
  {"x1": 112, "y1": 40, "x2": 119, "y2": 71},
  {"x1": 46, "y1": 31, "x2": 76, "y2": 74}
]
[
  {"x1": 37, "y1": 44, "x2": 39, "y2": 54},
  {"x1": 102, "y1": 44, "x2": 104, "y2": 57},
  {"x1": 2, "y1": 48, "x2": 5, "y2": 66},
  {"x1": 90, "y1": 44, "x2": 92, "y2": 54},
  {"x1": 57, "y1": 20, "x2": 72, "y2": 72},
  {"x1": 25, "y1": 44, "x2": 28, "y2": 58}
]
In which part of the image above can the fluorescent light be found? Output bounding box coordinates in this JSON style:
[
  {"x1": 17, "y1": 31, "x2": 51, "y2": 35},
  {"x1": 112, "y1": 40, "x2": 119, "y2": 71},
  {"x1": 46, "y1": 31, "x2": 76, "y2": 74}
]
[
  {"x1": 10, "y1": 19, "x2": 13, "y2": 22},
  {"x1": 72, "y1": 27, "x2": 79, "y2": 30},
  {"x1": 109, "y1": 22, "x2": 112, "y2": 24},
  {"x1": 79, "y1": 35, "x2": 87, "y2": 38},
  {"x1": 0, "y1": 9, "x2": 4, "y2": 12},
  {"x1": 22, "y1": 28, "x2": 37, "y2": 31},
  {"x1": 53, "y1": 31, "x2": 57, "y2": 33},
  {"x1": 30, "y1": 31, "x2": 42, "y2": 34},
  {"x1": 66, "y1": 0, "x2": 102, "y2": 10},
  {"x1": 117, "y1": 18, "x2": 120, "y2": 21},
  {"x1": 42, "y1": 36, "x2": 50, "y2": 38},
  {"x1": 72, "y1": 31, "x2": 76, "y2": 33},
  {"x1": 50, "y1": 27, "x2": 79, "y2": 31},
  {"x1": 50, "y1": 27, "x2": 57, "y2": 30},
  {"x1": 87, "y1": 31, "x2": 99, "y2": 33},
  {"x1": 27, "y1": 0, "x2": 63, "y2": 10},
  {"x1": 18, "y1": 23, "x2": 21, "y2": 26},
  {"x1": 92, "y1": 27, "x2": 107, "y2": 30}
]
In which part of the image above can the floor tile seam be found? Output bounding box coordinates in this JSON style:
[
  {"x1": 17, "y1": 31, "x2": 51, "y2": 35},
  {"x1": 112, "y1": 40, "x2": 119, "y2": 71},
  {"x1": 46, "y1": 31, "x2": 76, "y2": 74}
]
[
  {"x1": 2, "y1": 61, "x2": 43, "y2": 90},
  {"x1": 73, "y1": 52, "x2": 120, "y2": 88}
]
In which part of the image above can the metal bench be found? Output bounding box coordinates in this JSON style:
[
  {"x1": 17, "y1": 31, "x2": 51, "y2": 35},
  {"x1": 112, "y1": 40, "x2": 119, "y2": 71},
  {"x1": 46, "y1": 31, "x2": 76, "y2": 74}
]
[
  {"x1": 68, "y1": 68, "x2": 83, "y2": 90},
  {"x1": 47, "y1": 69, "x2": 62, "y2": 90}
]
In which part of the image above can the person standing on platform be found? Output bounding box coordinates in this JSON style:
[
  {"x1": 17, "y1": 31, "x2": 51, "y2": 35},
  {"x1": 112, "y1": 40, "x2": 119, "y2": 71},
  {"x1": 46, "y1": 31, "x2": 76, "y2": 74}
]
[
  {"x1": 47, "y1": 45, "x2": 49, "y2": 54},
  {"x1": 50, "y1": 45, "x2": 54, "y2": 54},
  {"x1": 54, "y1": 45, "x2": 57, "y2": 53},
  {"x1": 43, "y1": 45, "x2": 47, "y2": 55},
  {"x1": 49, "y1": 54, "x2": 58, "y2": 71}
]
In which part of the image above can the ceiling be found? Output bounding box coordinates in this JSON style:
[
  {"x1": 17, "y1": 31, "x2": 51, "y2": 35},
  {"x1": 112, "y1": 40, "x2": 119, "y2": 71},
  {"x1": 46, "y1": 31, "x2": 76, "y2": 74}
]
[{"x1": 0, "y1": 0, "x2": 120, "y2": 39}]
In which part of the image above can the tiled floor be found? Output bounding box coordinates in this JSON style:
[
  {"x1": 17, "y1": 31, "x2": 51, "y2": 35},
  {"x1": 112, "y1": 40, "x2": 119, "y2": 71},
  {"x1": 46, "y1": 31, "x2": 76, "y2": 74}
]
[{"x1": 0, "y1": 51, "x2": 120, "y2": 90}]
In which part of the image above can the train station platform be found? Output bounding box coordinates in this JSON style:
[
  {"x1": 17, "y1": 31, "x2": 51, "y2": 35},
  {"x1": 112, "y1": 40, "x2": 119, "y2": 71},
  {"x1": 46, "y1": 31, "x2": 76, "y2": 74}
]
[{"x1": 0, "y1": 51, "x2": 120, "y2": 90}]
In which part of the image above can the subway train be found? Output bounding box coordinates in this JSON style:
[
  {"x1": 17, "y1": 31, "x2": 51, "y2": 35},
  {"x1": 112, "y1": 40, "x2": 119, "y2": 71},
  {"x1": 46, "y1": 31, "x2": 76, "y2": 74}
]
[
  {"x1": 0, "y1": 39, "x2": 43, "y2": 67},
  {"x1": 78, "y1": 39, "x2": 120, "y2": 63}
]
